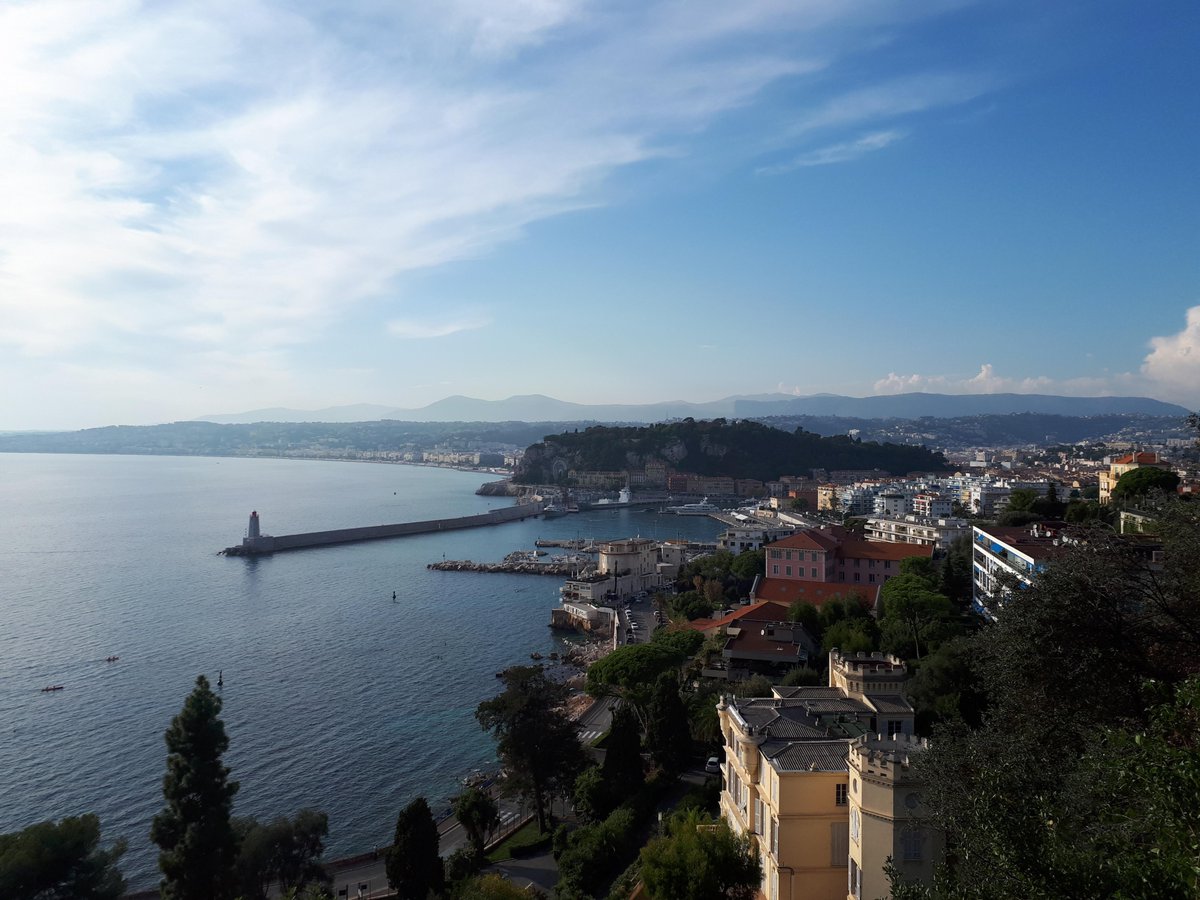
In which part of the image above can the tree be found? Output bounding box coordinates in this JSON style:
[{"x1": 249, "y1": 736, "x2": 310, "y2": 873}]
[
  {"x1": 151, "y1": 674, "x2": 240, "y2": 900},
  {"x1": 385, "y1": 797, "x2": 444, "y2": 899},
  {"x1": 639, "y1": 809, "x2": 761, "y2": 900},
  {"x1": 602, "y1": 705, "x2": 645, "y2": 791},
  {"x1": 781, "y1": 665, "x2": 821, "y2": 687},
  {"x1": 821, "y1": 617, "x2": 878, "y2": 655},
  {"x1": 453, "y1": 787, "x2": 499, "y2": 857},
  {"x1": 476, "y1": 666, "x2": 586, "y2": 833},
  {"x1": 645, "y1": 673, "x2": 692, "y2": 774},
  {"x1": 904, "y1": 503, "x2": 1200, "y2": 898},
  {"x1": 0, "y1": 815, "x2": 126, "y2": 899},
  {"x1": 233, "y1": 810, "x2": 329, "y2": 900},
  {"x1": 1111, "y1": 466, "x2": 1181, "y2": 501},
  {"x1": 729, "y1": 549, "x2": 765, "y2": 581},
  {"x1": 878, "y1": 574, "x2": 956, "y2": 661},
  {"x1": 456, "y1": 873, "x2": 546, "y2": 899}
]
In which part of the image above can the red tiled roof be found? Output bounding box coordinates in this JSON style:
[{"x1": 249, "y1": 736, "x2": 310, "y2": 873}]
[
  {"x1": 750, "y1": 578, "x2": 878, "y2": 609},
  {"x1": 840, "y1": 539, "x2": 934, "y2": 562},
  {"x1": 689, "y1": 600, "x2": 795, "y2": 632},
  {"x1": 1114, "y1": 452, "x2": 1163, "y2": 465},
  {"x1": 767, "y1": 530, "x2": 840, "y2": 552}
]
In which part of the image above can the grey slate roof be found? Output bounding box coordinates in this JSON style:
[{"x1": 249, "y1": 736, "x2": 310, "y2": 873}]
[
  {"x1": 765, "y1": 740, "x2": 850, "y2": 773},
  {"x1": 866, "y1": 693, "x2": 914, "y2": 714}
]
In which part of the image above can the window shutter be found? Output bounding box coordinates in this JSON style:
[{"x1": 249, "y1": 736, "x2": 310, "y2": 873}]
[{"x1": 831, "y1": 822, "x2": 849, "y2": 866}]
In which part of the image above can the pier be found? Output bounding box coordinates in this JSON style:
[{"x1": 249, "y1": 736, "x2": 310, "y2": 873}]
[{"x1": 221, "y1": 502, "x2": 544, "y2": 556}]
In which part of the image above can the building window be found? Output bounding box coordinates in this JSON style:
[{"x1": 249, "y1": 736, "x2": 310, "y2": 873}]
[
  {"x1": 772, "y1": 565, "x2": 779, "y2": 575},
  {"x1": 868, "y1": 574, "x2": 875, "y2": 583},
  {"x1": 884, "y1": 560, "x2": 892, "y2": 570},
  {"x1": 888, "y1": 720, "x2": 904, "y2": 737},
  {"x1": 849, "y1": 807, "x2": 860, "y2": 843},
  {"x1": 810, "y1": 551, "x2": 817, "y2": 561},
  {"x1": 785, "y1": 566, "x2": 792, "y2": 576},
  {"x1": 902, "y1": 830, "x2": 924, "y2": 862},
  {"x1": 772, "y1": 816, "x2": 779, "y2": 856},
  {"x1": 868, "y1": 559, "x2": 876, "y2": 569},
  {"x1": 854, "y1": 573, "x2": 860, "y2": 582},
  {"x1": 811, "y1": 567, "x2": 817, "y2": 578},
  {"x1": 836, "y1": 783, "x2": 848, "y2": 806},
  {"x1": 770, "y1": 550, "x2": 782, "y2": 559}
]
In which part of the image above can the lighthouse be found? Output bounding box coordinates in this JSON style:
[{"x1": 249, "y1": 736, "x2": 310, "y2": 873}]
[{"x1": 248, "y1": 510, "x2": 261, "y2": 539}]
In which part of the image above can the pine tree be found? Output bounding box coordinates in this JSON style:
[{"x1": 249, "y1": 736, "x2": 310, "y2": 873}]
[{"x1": 151, "y1": 675, "x2": 240, "y2": 900}]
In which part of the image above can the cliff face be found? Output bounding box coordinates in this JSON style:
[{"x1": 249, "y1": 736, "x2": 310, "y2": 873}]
[{"x1": 514, "y1": 420, "x2": 949, "y2": 484}]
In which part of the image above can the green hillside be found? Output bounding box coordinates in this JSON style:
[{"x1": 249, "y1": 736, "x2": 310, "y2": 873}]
[{"x1": 515, "y1": 419, "x2": 949, "y2": 484}]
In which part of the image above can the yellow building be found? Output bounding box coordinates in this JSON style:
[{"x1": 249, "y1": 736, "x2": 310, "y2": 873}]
[
  {"x1": 1098, "y1": 451, "x2": 1168, "y2": 503},
  {"x1": 717, "y1": 651, "x2": 919, "y2": 900},
  {"x1": 847, "y1": 733, "x2": 940, "y2": 900}
]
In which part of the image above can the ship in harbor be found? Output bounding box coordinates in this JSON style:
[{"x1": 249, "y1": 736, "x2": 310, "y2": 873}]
[{"x1": 667, "y1": 496, "x2": 721, "y2": 516}]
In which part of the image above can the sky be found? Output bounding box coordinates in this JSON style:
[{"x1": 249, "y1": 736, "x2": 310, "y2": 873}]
[{"x1": 1, "y1": 0, "x2": 1198, "y2": 429}]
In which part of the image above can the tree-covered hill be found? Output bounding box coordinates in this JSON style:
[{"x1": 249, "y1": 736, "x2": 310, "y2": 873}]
[{"x1": 515, "y1": 419, "x2": 949, "y2": 484}]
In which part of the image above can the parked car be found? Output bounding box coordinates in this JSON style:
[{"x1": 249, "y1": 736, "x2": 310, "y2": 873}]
[{"x1": 705, "y1": 756, "x2": 721, "y2": 774}]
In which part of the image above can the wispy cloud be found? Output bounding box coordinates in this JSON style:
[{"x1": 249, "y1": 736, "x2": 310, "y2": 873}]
[
  {"x1": 0, "y1": 0, "x2": 1002, "y2": 425},
  {"x1": 387, "y1": 316, "x2": 491, "y2": 339},
  {"x1": 759, "y1": 129, "x2": 906, "y2": 173}
]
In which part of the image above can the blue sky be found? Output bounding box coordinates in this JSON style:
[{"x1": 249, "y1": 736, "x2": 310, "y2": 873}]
[{"x1": 1, "y1": 0, "x2": 1197, "y2": 428}]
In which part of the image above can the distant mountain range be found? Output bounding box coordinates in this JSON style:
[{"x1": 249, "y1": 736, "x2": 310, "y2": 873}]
[{"x1": 198, "y1": 392, "x2": 1190, "y2": 424}]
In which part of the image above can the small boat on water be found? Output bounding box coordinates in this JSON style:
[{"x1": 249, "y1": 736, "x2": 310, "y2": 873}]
[
  {"x1": 41, "y1": 685, "x2": 64, "y2": 692},
  {"x1": 530, "y1": 652, "x2": 544, "y2": 660},
  {"x1": 105, "y1": 655, "x2": 120, "y2": 663}
]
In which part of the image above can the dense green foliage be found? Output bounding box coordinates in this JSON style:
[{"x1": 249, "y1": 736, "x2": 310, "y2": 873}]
[
  {"x1": 385, "y1": 797, "x2": 444, "y2": 899},
  {"x1": 151, "y1": 675, "x2": 240, "y2": 900},
  {"x1": 233, "y1": 810, "x2": 329, "y2": 900},
  {"x1": 638, "y1": 809, "x2": 761, "y2": 900},
  {"x1": 476, "y1": 666, "x2": 586, "y2": 833},
  {"x1": 0, "y1": 815, "x2": 126, "y2": 899},
  {"x1": 898, "y1": 502, "x2": 1200, "y2": 899},
  {"x1": 517, "y1": 419, "x2": 948, "y2": 484},
  {"x1": 586, "y1": 632, "x2": 700, "y2": 714}
]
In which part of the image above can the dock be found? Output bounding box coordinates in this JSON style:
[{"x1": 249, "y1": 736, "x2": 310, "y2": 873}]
[{"x1": 222, "y1": 502, "x2": 544, "y2": 556}]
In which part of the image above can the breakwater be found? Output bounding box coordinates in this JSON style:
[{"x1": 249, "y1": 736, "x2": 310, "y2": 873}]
[{"x1": 222, "y1": 502, "x2": 544, "y2": 556}]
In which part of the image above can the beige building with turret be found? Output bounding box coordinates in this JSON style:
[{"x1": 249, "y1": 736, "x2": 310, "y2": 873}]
[
  {"x1": 717, "y1": 651, "x2": 931, "y2": 900},
  {"x1": 847, "y1": 733, "x2": 939, "y2": 900}
]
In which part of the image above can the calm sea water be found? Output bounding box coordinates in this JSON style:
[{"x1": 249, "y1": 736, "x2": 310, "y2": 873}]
[{"x1": 0, "y1": 453, "x2": 719, "y2": 888}]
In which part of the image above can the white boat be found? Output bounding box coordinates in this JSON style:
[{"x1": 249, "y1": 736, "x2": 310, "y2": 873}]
[
  {"x1": 667, "y1": 497, "x2": 720, "y2": 516},
  {"x1": 594, "y1": 487, "x2": 633, "y2": 506}
]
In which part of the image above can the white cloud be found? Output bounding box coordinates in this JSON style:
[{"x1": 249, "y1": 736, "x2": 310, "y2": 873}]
[
  {"x1": 872, "y1": 364, "x2": 1135, "y2": 397},
  {"x1": 1142, "y1": 305, "x2": 1200, "y2": 400},
  {"x1": 759, "y1": 129, "x2": 905, "y2": 173}
]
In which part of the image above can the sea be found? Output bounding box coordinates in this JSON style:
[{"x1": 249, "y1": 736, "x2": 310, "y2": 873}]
[{"x1": 0, "y1": 453, "x2": 721, "y2": 889}]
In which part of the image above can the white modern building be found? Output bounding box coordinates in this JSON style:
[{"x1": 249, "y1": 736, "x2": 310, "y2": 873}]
[
  {"x1": 970, "y1": 523, "x2": 1063, "y2": 617},
  {"x1": 864, "y1": 515, "x2": 970, "y2": 552}
]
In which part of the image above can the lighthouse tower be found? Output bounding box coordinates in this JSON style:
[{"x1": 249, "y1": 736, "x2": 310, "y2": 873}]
[{"x1": 248, "y1": 510, "x2": 261, "y2": 539}]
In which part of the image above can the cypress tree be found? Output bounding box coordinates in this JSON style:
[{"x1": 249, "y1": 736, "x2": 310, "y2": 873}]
[
  {"x1": 646, "y1": 674, "x2": 691, "y2": 775},
  {"x1": 385, "y1": 797, "x2": 444, "y2": 899},
  {"x1": 151, "y1": 675, "x2": 240, "y2": 899}
]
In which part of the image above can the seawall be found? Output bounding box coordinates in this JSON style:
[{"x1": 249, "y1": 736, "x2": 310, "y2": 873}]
[{"x1": 223, "y1": 502, "x2": 543, "y2": 556}]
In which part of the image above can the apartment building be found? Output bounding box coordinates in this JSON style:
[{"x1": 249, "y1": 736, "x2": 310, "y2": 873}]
[
  {"x1": 762, "y1": 529, "x2": 934, "y2": 607},
  {"x1": 864, "y1": 515, "x2": 970, "y2": 552},
  {"x1": 970, "y1": 522, "x2": 1065, "y2": 617}
]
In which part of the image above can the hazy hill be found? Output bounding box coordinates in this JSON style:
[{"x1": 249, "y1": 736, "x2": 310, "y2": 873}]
[{"x1": 199, "y1": 392, "x2": 1189, "y2": 424}]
